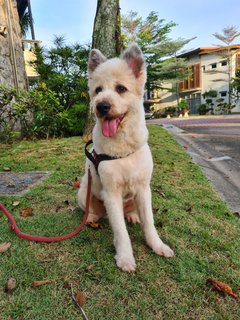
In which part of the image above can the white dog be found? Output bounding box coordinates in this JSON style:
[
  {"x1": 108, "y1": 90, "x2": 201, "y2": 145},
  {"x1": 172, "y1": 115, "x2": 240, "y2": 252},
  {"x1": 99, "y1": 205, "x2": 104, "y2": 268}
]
[{"x1": 77, "y1": 43, "x2": 174, "y2": 272}]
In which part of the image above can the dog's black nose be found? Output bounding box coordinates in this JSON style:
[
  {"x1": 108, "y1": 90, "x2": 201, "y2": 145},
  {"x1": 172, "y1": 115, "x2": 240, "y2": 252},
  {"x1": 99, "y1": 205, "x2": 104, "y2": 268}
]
[{"x1": 96, "y1": 101, "x2": 111, "y2": 116}]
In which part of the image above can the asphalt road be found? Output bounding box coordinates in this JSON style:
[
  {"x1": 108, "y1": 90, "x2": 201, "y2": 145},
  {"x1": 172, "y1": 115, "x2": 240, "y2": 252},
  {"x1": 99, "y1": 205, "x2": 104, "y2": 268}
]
[{"x1": 148, "y1": 115, "x2": 240, "y2": 214}]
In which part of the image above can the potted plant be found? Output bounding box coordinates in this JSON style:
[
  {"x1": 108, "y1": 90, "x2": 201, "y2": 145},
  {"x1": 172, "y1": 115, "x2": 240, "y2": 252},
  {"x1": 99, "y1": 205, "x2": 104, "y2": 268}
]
[{"x1": 178, "y1": 99, "x2": 190, "y2": 117}]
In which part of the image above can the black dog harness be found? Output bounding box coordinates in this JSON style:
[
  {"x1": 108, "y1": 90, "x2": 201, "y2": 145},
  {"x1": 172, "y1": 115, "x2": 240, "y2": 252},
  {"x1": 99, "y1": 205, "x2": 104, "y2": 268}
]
[{"x1": 85, "y1": 140, "x2": 119, "y2": 173}]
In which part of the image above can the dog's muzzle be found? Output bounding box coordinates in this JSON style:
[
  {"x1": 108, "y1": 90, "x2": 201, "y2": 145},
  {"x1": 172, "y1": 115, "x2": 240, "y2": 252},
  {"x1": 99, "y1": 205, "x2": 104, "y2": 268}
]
[{"x1": 96, "y1": 101, "x2": 111, "y2": 116}]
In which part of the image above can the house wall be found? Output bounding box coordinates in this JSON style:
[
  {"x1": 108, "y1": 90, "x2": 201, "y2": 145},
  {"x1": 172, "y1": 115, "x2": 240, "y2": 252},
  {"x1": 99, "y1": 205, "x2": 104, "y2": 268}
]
[
  {"x1": 155, "y1": 48, "x2": 240, "y2": 114},
  {"x1": 201, "y1": 53, "x2": 229, "y2": 103},
  {"x1": 0, "y1": 0, "x2": 27, "y2": 89}
]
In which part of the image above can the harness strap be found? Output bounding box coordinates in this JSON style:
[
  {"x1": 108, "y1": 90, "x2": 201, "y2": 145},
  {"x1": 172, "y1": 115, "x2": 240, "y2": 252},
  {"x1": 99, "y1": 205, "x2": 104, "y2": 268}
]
[{"x1": 85, "y1": 140, "x2": 118, "y2": 173}]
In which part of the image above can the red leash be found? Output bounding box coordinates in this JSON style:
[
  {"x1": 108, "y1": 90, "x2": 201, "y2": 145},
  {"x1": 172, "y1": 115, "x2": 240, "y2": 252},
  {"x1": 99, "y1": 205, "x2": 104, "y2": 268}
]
[{"x1": 0, "y1": 169, "x2": 91, "y2": 243}]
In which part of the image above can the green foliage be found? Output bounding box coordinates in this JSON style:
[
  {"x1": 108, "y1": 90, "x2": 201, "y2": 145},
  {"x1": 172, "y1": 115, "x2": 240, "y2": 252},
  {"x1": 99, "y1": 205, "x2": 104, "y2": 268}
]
[
  {"x1": 121, "y1": 11, "x2": 176, "y2": 51},
  {"x1": 0, "y1": 37, "x2": 90, "y2": 142},
  {"x1": 0, "y1": 85, "x2": 21, "y2": 143},
  {"x1": 122, "y1": 11, "x2": 180, "y2": 96},
  {"x1": 19, "y1": 12, "x2": 31, "y2": 37},
  {"x1": 198, "y1": 104, "x2": 208, "y2": 115},
  {"x1": 178, "y1": 99, "x2": 189, "y2": 110},
  {"x1": 66, "y1": 103, "x2": 88, "y2": 135},
  {"x1": 32, "y1": 36, "x2": 89, "y2": 110},
  {"x1": 215, "y1": 98, "x2": 234, "y2": 114},
  {"x1": 0, "y1": 84, "x2": 88, "y2": 142},
  {"x1": 231, "y1": 69, "x2": 240, "y2": 100},
  {"x1": 203, "y1": 89, "x2": 218, "y2": 98}
]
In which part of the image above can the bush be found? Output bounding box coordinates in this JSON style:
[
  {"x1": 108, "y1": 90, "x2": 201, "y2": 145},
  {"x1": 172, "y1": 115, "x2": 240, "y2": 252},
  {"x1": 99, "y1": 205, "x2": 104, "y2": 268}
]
[
  {"x1": 66, "y1": 103, "x2": 88, "y2": 136},
  {"x1": 0, "y1": 85, "x2": 89, "y2": 142},
  {"x1": 198, "y1": 104, "x2": 207, "y2": 115},
  {"x1": 0, "y1": 85, "x2": 21, "y2": 143}
]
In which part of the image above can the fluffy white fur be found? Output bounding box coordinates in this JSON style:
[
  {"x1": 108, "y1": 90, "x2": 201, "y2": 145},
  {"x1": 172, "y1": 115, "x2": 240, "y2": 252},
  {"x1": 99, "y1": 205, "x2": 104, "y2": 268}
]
[{"x1": 77, "y1": 43, "x2": 174, "y2": 272}]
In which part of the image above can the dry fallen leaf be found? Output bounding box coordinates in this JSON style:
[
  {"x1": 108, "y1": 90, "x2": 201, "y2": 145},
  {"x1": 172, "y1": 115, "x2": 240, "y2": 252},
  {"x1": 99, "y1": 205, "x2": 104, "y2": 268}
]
[
  {"x1": 87, "y1": 222, "x2": 103, "y2": 229},
  {"x1": 0, "y1": 242, "x2": 11, "y2": 254},
  {"x1": 3, "y1": 167, "x2": 11, "y2": 172},
  {"x1": 70, "y1": 283, "x2": 89, "y2": 320},
  {"x1": 207, "y1": 278, "x2": 238, "y2": 299},
  {"x1": 5, "y1": 277, "x2": 16, "y2": 293},
  {"x1": 75, "y1": 291, "x2": 86, "y2": 307},
  {"x1": 86, "y1": 264, "x2": 95, "y2": 272},
  {"x1": 12, "y1": 201, "x2": 20, "y2": 207},
  {"x1": 20, "y1": 207, "x2": 33, "y2": 217},
  {"x1": 154, "y1": 189, "x2": 166, "y2": 198},
  {"x1": 32, "y1": 280, "x2": 51, "y2": 287}
]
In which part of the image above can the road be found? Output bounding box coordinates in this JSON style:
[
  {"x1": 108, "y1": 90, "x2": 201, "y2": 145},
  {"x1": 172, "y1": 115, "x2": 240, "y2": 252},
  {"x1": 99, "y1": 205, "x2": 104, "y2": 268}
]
[{"x1": 148, "y1": 115, "x2": 240, "y2": 214}]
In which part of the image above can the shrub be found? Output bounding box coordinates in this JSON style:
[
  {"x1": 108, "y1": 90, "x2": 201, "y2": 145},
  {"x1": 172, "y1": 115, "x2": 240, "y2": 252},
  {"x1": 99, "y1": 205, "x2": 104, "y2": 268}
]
[
  {"x1": 0, "y1": 85, "x2": 21, "y2": 143},
  {"x1": 0, "y1": 85, "x2": 89, "y2": 142},
  {"x1": 198, "y1": 104, "x2": 207, "y2": 115},
  {"x1": 66, "y1": 103, "x2": 88, "y2": 136}
]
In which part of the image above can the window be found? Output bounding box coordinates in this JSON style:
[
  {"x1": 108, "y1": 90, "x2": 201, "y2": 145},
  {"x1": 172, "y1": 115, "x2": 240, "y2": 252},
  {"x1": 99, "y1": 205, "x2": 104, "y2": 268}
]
[
  {"x1": 221, "y1": 60, "x2": 227, "y2": 66},
  {"x1": 178, "y1": 63, "x2": 200, "y2": 91},
  {"x1": 202, "y1": 65, "x2": 205, "y2": 71},
  {"x1": 220, "y1": 91, "x2": 227, "y2": 97},
  {"x1": 211, "y1": 63, "x2": 217, "y2": 69}
]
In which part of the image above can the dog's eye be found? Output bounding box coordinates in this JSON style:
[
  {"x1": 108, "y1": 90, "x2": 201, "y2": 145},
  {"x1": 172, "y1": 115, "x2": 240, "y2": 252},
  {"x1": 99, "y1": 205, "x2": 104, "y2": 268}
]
[
  {"x1": 116, "y1": 85, "x2": 127, "y2": 94},
  {"x1": 95, "y1": 87, "x2": 102, "y2": 94}
]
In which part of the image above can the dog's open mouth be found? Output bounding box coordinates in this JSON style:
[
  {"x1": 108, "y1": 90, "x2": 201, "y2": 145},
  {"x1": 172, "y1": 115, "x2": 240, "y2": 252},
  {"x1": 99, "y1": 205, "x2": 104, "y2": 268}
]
[{"x1": 102, "y1": 114, "x2": 126, "y2": 137}]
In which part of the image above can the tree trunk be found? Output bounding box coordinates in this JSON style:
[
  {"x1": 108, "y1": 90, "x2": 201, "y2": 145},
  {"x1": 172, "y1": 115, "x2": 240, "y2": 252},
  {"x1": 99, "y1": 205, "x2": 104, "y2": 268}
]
[
  {"x1": 92, "y1": 0, "x2": 121, "y2": 58},
  {"x1": 83, "y1": 0, "x2": 121, "y2": 140}
]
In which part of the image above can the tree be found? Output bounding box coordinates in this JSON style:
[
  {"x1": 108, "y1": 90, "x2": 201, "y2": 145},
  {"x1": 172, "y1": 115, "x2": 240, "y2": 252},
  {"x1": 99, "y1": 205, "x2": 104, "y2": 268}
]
[
  {"x1": 92, "y1": 0, "x2": 121, "y2": 58},
  {"x1": 19, "y1": 12, "x2": 31, "y2": 38},
  {"x1": 121, "y1": 11, "x2": 194, "y2": 100},
  {"x1": 31, "y1": 36, "x2": 90, "y2": 136},
  {"x1": 212, "y1": 26, "x2": 240, "y2": 107},
  {"x1": 33, "y1": 36, "x2": 89, "y2": 110},
  {"x1": 151, "y1": 37, "x2": 196, "y2": 105}
]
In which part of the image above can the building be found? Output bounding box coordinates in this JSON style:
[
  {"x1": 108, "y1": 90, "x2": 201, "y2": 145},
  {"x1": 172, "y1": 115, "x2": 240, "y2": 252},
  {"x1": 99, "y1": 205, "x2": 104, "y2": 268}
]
[
  {"x1": 18, "y1": 0, "x2": 41, "y2": 82},
  {"x1": 157, "y1": 45, "x2": 240, "y2": 114},
  {"x1": 0, "y1": 0, "x2": 27, "y2": 89},
  {"x1": 0, "y1": 0, "x2": 40, "y2": 89}
]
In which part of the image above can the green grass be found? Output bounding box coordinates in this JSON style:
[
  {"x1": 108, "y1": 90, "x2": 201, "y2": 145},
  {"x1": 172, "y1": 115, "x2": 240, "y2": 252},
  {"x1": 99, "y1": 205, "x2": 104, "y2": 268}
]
[{"x1": 0, "y1": 125, "x2": 239, "y2": 320}]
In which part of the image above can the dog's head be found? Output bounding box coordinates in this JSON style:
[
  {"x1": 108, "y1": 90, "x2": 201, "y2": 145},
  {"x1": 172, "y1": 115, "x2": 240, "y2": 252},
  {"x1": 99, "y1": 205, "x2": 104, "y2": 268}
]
[{"x1": 88, "y1": 43, "x2": 146, "y2": 138}]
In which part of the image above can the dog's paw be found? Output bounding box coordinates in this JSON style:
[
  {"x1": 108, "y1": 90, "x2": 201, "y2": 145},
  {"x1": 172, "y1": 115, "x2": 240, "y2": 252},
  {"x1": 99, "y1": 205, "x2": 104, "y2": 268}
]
[
  {"x1": 115, "y1": 254, "x2": 136, "y2": 272},
  {"x1": 86, "y1": 213, "x2": 100, "y2": 223},
  {"x1": 125, "y1": 212, "x2": 141, "y2": 224},
  {"x1": 154, "y1": 243, "x2": 174, "y2": 258}
]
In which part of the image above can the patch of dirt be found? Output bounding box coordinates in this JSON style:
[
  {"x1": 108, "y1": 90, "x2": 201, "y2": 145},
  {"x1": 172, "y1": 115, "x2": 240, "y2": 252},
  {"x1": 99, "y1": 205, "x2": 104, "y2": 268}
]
[{"x1": 0, "y1": 172, "x2": 50, "y2": 196}]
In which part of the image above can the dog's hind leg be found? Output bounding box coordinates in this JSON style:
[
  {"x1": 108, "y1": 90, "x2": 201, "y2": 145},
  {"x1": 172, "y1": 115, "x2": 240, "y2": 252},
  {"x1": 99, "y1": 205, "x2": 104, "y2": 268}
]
[
  {"x1": 136, "y1": 186, "x2": 174, "y2": 258},
  {"x1": 102, "y1": 191, "x2": 136, "y2": 272},
  {"x1": 124, "y1": 199, "x2": 140, "y2": 224}
]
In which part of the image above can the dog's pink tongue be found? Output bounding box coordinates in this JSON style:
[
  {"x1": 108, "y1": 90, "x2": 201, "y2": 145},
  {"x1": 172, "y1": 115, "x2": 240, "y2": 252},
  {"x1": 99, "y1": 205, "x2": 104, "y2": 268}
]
[{"x1": 102, "y1": 118, "x2": 119, "y2": 137}]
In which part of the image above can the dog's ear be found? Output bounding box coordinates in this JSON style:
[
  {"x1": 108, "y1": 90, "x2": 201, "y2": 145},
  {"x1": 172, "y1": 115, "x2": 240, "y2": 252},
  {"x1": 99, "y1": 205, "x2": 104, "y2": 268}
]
[
  {"x1": 88, "y1": 49, "x2": 107, "y2": 73},
  {"x1": 122, "y1": 43, "x2": 145, "y2": 78}
]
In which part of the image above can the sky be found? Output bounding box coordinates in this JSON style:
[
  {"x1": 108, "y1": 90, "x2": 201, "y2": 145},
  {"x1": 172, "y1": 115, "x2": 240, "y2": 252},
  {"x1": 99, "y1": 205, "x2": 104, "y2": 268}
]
[{"x1": 30, "y1": 0, "x2": 240, "y2": 52}]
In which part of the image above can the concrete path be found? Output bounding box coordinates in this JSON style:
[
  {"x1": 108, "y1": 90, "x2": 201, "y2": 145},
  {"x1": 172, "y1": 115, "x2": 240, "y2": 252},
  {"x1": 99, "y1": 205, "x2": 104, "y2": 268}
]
[{"x1": 148, "y1": 115, "x2": 240, "y2": 214}]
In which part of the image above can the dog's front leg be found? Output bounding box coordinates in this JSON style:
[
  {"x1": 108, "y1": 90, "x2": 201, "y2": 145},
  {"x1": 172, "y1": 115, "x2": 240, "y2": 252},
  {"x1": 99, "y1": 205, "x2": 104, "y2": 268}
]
[
  {"x1": 136, "y1": 186, "x2": 174, "y2": 258},
  {"x1": 102, "y1": 191, "x2": 136, "y2": 272}
]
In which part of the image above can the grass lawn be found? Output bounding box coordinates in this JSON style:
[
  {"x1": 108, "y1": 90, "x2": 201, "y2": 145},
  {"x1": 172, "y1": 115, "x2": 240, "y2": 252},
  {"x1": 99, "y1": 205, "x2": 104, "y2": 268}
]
[{"x1": 0, "y1": 125, "x2": 239, "y2": 320}]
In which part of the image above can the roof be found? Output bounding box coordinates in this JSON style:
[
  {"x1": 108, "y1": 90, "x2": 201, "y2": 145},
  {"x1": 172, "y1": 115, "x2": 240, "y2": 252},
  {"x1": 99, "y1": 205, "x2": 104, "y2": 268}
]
[
  {"x1": 17, "y1": 0, "x2": 28, "y2": 17},
  {"x1": 178, "y1": 45, "x2": 240, "y2": 58}
]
